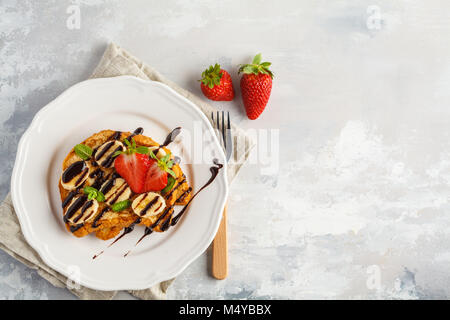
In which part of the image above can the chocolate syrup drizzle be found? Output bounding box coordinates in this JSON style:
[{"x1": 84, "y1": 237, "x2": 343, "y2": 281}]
[
  {"x1": 61, "y1": 161, "x2": 87, "y2": 185},
  {"x1": 89, "y1": 127, "x2": 181, "y2": 259},
  {"x1": 109, "y1": 131, "x2": 122, "y2": 141},
  {"x1": 125, "y1": 127, "x2": 144, "y2": 142},
  {"x1": 139, "y1": 197, "x2": 160, "y2": 216},
  {"x1": 95, "y1": 141, "x2": 115, "y2": 161},
  {"x1": 62, "y1": 189, "x2": 78, "y2": 208},
  {"x1": 92, "y1": 218, "x2": 142, "y2": 260},
  {"x1": 95, "y1": 140, "x2": 125, "y2": 168},
  {"x1": 63, "y1": 195, "x2": 88, "y2": 223},
  {"x1": 89, "y1": 168, "x2": 104, "y2": 189},
  {"x1": 129, "y1": 159, "x2": 223, "y2": 255},
  {"x1": 154, "y1": 127, "x2": 181, "y2": 155},
  {"x1": 92, "y1": 207, "x2": 109, "y2": 228},
  {"x1": 172, "y1": 159, "x2": 223, "y2": 226},
  {"x1": 61, "y1": 127, "x2": 220, "y2": 260},
  {"x1": 62, "y1": 129, "x2": 129, "y2": 228}
]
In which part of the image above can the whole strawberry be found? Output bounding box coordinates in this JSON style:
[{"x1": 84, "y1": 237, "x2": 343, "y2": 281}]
[
  {"x1": 200, "y1": 63, "x2": 234, "y2": 101},
  {"x1": 238, "y1": 54, "x2": 273, "y2": 120}
]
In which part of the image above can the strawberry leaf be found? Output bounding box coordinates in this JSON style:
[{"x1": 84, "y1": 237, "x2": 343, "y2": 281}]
[
  {"x1": 161, "y1": 153, "x2": 171, "y2": 163},
  {"x1": 161, "y1": 176, "x2": 176, "y2": 195},
  {"x1": 112, "y1": 150, "x2": 123, "y2": 157},
  {"x1": 166, "y1": 168, "x2": 177, "y2": 179},
  {"x1": 243, "y1": 66, "x2": 253, "y2": 74},
  {"x1": 200, "y1": 63, "x2": 223, "y2": 88},
  {"x1": 149, "y1": 150, "x2": 158, "y2": 160},
  {"x1": 238, "y1": 53, "x2": 274, "y2": 79},
  {"x1": 121, "y1": 136, "x2": 151, "y2": 156},
  {"x1": 252, "y1": 53, "x2": 262, "y2": 65},
  {"x1": 136, "y1": 146, "x2": 149, "y2": 154}
]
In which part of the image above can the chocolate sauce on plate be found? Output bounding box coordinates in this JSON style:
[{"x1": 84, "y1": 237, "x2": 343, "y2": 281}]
[
  {"x1": 171, "y1": 159, "x2": 223, "y2": 227},
  {"x1": 154, "y1": 127, "x2": 181, "y2": 154},
  {"x1": 129, "y1": 159, "x2": 223, "y2": 252},
  {"x1": 92, "y1": 217, "x2": 142, "y2": 260}
]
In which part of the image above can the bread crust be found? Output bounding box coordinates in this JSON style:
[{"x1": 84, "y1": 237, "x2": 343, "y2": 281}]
[{"x1": 59, "y1": 129, "x2": 191, "y2": 240}]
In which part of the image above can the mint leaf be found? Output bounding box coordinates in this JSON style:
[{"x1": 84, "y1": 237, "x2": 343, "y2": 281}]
[
  {"x1": 161, "y1": 176, "x2": 176, "y2": 195},
  {"x1": 83, "y1": 186, "x2": 105, "y2": 202},
  {"x1": 96, "y1": 191, "x2": 105, "y2": 202},
  {"x1": 74, "y1": 144, "x2": 92, "y2": 160},
  {"x1": 111, "y1": 200, "x2": 131, "y2": 212},
  {"x1": 83, "y1": 186, "x2": 97, "y2": 195}
]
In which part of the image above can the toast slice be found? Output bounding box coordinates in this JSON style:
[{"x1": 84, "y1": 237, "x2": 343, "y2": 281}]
[{"x1": 59, "y1": 129, "x2": 192, "y2": 240}]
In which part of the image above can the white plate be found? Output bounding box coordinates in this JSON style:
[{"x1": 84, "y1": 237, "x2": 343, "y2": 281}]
[{"x1": 11, "y1": 76, "x2": 228, "y2": 291}]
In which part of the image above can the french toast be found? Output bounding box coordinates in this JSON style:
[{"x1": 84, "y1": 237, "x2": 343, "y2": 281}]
[{"x1": 59, "y1": 128, "x2": 192, "y2": 240}]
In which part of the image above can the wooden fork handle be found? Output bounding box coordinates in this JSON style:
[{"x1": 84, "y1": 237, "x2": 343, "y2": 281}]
[{"x1": 212, "y1": 204, "x2": 228, "y2": 279}]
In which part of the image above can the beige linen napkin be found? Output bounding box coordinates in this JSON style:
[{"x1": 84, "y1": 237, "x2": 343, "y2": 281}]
[{"x1": 0, "y1": 43, "x2": 255, "y2": 300}]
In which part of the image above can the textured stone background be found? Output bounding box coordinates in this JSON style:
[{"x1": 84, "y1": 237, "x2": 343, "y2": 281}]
[{"x1": 2, "y1": 0, "x2": 450, "y2": 299}]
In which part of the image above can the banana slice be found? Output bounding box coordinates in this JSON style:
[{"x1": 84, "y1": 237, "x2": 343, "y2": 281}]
[
  {"x1": 149, "y1": 146, "x2": 166, "y2": 158},
  {"x1": 132, "y1": 192, "x2": 166, "y2": 218},
  {"x1": 94, "y1": 140, "x2": 125, "y2": 168},
  {"x1": 100, "y1": 176, "x2": 132, "y2": 205},
  {"x1": 61, "y1": 160, "x2": 91, "y2": 191},
  {"x1": 64, "y1": 195, "x2": 99, "y2": 225}
]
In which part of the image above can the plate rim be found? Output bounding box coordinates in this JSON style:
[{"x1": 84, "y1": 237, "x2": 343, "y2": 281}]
[{"x1": 10, "y1": 75, "x2": 228, "y2": 291}]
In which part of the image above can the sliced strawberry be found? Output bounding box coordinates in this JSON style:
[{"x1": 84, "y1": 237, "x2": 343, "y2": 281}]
[
  {"x1": 143, "y1": 159, "x2": 168, "y2": 192},
  {"x1": 114, "y1": 153, "x2": 150, "y2": 193}
]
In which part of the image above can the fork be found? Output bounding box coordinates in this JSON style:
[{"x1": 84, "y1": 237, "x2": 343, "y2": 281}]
[{"x1": 210, "y1": 111, "x2": 232, "y2": 279}]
